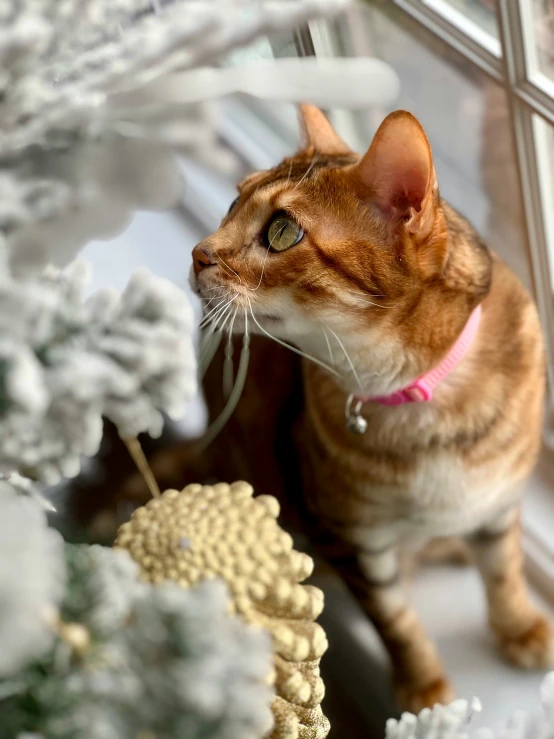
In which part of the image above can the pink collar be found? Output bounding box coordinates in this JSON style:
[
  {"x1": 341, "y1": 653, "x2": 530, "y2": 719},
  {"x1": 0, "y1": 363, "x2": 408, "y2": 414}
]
[{"x1": 357, "y1": 304, "x2": 482, "y2": 406}]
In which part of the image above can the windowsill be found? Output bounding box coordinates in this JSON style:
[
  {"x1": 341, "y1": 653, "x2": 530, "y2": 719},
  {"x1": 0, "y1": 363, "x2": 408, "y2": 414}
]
[
  {"x1": 524, "y1": 447, "x2": 554, "y2": 558},
  {"x1": 312, "y1": 557, "x2": 553, "y2": 737}
]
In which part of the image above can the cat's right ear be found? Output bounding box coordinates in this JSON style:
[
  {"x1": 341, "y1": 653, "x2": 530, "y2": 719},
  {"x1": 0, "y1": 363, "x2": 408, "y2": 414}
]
[{"x1": 298, "y1": 104, "x2": 351, "y2": 156}]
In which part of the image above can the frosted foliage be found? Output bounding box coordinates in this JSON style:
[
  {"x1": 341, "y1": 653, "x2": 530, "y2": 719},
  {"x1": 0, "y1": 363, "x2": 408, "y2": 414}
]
[
  {"x1": 5, "y1": 546, "x2": 273, "y2": 739},
  {"x1": 385, "y1": 677, "x2": 554, "y2": 739},
  {"x1": 0, "y1": 0, "x2": 351, "y2": 274},
  {"x1": 0, "y1": 0, "x2": 350, "y2": 150},
  {"x1": 75, "y1": 581, "x2": 274, "y2": 739},
  {"x1": 0, "y1": 471, "x2": 56, "y2": 510},
  {"x1": 4, "y1": 141, "x2": 184, "y2": 276},
  {"x1": 0, "y1": 260, "x2": 196, "y2": 483},
  {"x1": 62, "y1": 545, "x2": 144, "y2": 635},
  {"x1": 0, "y1": 491, "x2": 65, "y2": 678}
]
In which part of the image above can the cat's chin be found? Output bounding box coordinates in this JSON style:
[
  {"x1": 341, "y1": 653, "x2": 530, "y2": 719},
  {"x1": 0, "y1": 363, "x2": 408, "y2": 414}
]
[{"x1": 257, "y1": 313, "x2": 283, "y2": 324}]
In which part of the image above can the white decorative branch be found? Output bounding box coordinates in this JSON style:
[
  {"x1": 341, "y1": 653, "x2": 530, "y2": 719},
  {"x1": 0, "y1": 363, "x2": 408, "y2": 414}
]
[
  {"x1": 0, "y1": 486, "x2": 65, "y2": 677},
  {"x1": 0, "y1": 0, "x2": 402, "y2": 276},
  {"x1": 0, "y1": 260, "x2": 196, "y2": 483}
]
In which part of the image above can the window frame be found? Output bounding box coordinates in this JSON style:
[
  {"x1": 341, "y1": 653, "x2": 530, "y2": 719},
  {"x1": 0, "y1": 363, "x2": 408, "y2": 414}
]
[{"x1": 391, "y1": 0, "x2": 554, "y2": 397}]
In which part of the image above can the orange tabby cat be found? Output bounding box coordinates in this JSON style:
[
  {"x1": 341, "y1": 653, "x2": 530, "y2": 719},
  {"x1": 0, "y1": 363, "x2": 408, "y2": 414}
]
[{"x1": 129, "y1": 106, "x2": 552, "y2": 711}]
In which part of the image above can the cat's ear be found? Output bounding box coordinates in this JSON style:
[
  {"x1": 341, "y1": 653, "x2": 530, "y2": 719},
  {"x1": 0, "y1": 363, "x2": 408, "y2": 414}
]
[
  {"x1": 354, "y1": 111, "x2": 438, "y2": 240},
  {"x1": 298, "y1": 104, "x2": 351, "y2": 155}
]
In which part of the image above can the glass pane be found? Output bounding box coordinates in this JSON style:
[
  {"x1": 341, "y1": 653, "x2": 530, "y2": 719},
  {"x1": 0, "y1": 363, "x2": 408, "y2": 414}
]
[
  {"x1": 528, "y1": 0, "x2": 554, "y2": 83},
  {"x1": 431, "y1": 0, "x2": 499, "y2": 39},
  {"x1": 534, "y1": 116, "x2": 554, "y2": 287},
  {"x1": 338, "y1": 2, "x2": 531, "y2": 289}
]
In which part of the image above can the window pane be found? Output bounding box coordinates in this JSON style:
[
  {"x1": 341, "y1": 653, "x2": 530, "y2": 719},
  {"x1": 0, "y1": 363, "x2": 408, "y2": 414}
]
[
  {"x1": 527, "y1": 0, "x2": 554, "y2": 83},
  {"x1": 431, "y1": 0, "x2": 499, "y2": 39},
  {"x1": 340, "y1": 2, "x2": 531, "y2": 288},
  {"x1": 534, "y1": 116, "x2": 554, "y2": 287}
]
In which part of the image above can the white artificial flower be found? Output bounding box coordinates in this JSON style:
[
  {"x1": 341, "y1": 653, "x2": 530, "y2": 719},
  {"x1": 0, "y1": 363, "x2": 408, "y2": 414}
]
[{"x1": 386, "y1": 675, "x2": 554, "y2": 739}]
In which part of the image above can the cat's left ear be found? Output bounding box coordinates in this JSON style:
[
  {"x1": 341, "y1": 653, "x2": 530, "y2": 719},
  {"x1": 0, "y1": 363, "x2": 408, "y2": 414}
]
[
  {"x1": 298, "y1": 104, "x2": 351, "y2": 155},
  {"x1": 353, "y1": 110, "x2": 439, "y2": 242}
]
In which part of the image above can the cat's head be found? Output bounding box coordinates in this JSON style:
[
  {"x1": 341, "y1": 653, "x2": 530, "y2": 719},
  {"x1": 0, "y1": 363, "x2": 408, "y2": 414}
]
[{"x1": 191, "y1": 106, "x2": 491, "y2": 395}]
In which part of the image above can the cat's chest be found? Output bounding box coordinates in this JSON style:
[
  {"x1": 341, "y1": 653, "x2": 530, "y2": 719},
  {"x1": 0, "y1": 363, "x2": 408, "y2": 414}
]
[
  {"x1": 340, "y1": 452, "x2": 512, "y2": 539},
  {"x1": 306, "y1": 401, "x2": 512, "y2": 536}
]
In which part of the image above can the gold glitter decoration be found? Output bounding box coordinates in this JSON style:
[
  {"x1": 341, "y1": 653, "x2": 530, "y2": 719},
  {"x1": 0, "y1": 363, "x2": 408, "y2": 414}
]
[{"x1": 114, "y1": 481, "x2": 330, "y2": 739}]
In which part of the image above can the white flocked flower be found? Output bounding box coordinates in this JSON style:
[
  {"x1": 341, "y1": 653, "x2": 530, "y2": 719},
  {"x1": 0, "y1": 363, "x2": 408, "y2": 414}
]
[{"x1": 386, "y1": 675, "x2": 554, "y2": 739}]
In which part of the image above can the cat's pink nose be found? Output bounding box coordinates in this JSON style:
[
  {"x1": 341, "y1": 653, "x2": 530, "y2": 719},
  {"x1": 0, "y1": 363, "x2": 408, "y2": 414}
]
[{"x1": 192, "y1": 245, "x2": 216, "y2": 275}]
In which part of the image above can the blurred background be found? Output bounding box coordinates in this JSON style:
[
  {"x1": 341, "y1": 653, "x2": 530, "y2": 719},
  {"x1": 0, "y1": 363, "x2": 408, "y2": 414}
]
[{"x1": 61, "y1": 1, "x2": 554, "y2": 736}]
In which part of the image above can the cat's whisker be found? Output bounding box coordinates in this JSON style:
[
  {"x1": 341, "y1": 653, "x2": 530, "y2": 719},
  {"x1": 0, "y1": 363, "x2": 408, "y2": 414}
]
[
  {"x1": 216, "y1": 254, "x2": 242, "y2": 284},
  {"x1": 344, "y1": 289, "x2": 386, "y2": 298},
  {"x1": 207, "y1": 305, "x2": 235, "y2": 338},
  {"x1": 285, "y1": 158, "x2": 293, "y2": 186},
  {"x1": 199, "y1": 329, "x2": 223, "y2": 378},
  {"x1": 199, "y1": 294, "x2": 224, "y2": 301},
  {"x1": 322, "y1": 327, "x2": 335, "y2": 368},
  {"x1": 247, "y1": 297, "x2": 341, "y2": 379},
  {"x1": 251, "y1": 222, "x2": 287, "y2": 292},
  {"x1": 198, "y1": 295, "x2": 239, "y2": 375},
  {"x1": 223, "y1": 306, "x2": 239, "y2": 399},
  {"x1": 200, "y1": 295, "x2": 236, "y2": 329},
  {"x1": 342, "y1": 289, "x2": 394, "y2": 309},
  {"x1": 351, "y1": 297, "x2": 393, "y2": 309},
  {"x1": 203, "y1": 285, "x2": 226, "y2": 293},
  {"x1": 292, "y1": 152, "x2": 319, "y2": 193},
  {"x1": 328, "y1": 327, "x2": 363, "y2": 391},
  {"x1": 218, "y1": 301, "x2": 237, "y2": 334},
  {"x1": 201, "y1": 308, "x2": 250, "y2": 448},
  {"x1": 199, "y1": 297, "x2": 228, "y2": 326},
  {"x1": 200, "y1": 293, "x2": 226, "y2": 308}
]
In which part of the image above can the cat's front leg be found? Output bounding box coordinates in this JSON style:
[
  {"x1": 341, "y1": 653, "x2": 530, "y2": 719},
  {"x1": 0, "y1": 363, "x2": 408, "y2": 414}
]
[
  {"x1": 467, "y1": 507, "x2": 554, "y2": 668},
  {"x1": 321, "y1": 531, "x2": 454, "y2": 712}
]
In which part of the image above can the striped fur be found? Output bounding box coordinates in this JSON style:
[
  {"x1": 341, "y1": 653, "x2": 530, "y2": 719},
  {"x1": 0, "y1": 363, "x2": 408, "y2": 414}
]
[{"x1": 122, "y1": 108, "x2": 552, "y2": 710}]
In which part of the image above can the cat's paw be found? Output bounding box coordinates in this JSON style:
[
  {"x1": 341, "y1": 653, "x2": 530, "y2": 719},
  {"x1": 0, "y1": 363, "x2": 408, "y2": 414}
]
[
  {"x1": 395, "y1": 675, "x2": 455, "y2": 713},
  {"x1": 500, "y1": 615, "x2": 554, "y2": 669}
]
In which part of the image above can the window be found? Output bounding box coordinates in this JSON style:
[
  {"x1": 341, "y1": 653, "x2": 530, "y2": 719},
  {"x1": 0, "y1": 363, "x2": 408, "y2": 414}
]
[
  {"x1": 180, "y1": 2, "x2": 554, "y2": 591},
  {"x1": 299, "y1": 1, "x2": 554, "y2": 593},
  {"x1": 523, "y1": 0, "x2": 554, "y2": 91},
  {"x1": 336, "y1": 3, "x2": 531, "y2": 289},
  {"x1": 359, "y1": 1, "x2": 554, "y2": 397},
  {"x1": 534, "y1": 116, "x2": 554, "y2": 288}
]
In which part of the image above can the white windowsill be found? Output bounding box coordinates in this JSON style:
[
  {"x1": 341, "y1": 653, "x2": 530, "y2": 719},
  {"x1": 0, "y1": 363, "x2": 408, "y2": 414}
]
[
  {"x1": 525, "y1": 448, "x2": 554, "y2": 546},
  {"x1": 313, "y1": 555, "x2": 553, "y2": 736}
]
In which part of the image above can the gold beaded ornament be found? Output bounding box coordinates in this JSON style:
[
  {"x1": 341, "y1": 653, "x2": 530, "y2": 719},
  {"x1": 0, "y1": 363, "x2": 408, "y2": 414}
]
[{"x1": 115, "y1": 480, "x2": 330, "y2": 739}]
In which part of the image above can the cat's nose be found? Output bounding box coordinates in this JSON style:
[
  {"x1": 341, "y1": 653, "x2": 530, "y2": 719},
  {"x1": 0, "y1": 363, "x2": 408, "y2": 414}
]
[{"x1": 192, "y1": 245, "x2": 216, "y2": 275}]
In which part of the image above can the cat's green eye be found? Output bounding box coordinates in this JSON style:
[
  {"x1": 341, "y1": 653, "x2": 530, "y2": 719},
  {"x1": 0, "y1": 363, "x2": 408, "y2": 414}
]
[{"x1": 266, "y1": 214, "x2": 304, "y2": 252}]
